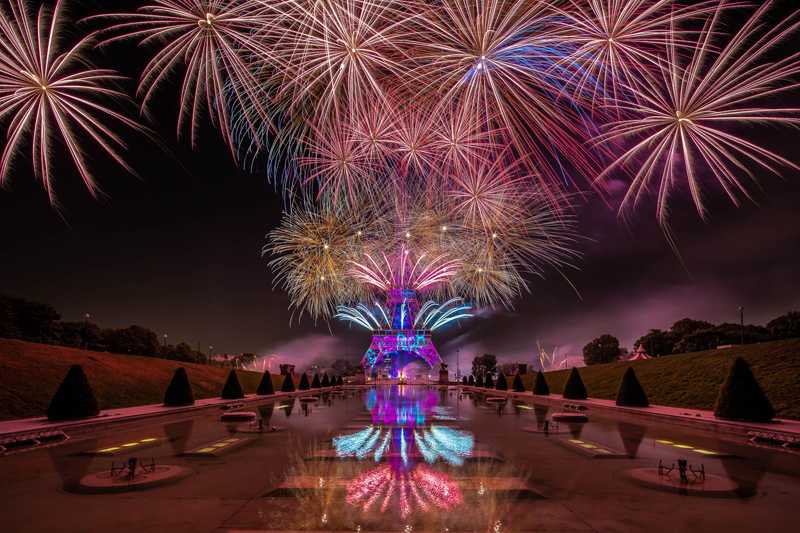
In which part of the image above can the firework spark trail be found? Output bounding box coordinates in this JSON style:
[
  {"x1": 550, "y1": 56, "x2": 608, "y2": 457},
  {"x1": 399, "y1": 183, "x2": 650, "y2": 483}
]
[
  {"x1": 598, "y1": 0, "x2": 800, "y2": 228},
  {"x1": 91, "y1": 0, "x2": 274, "y2": 156},
  {"x1": 0, "y1": 0, "x2": 142, "y2": 204}
]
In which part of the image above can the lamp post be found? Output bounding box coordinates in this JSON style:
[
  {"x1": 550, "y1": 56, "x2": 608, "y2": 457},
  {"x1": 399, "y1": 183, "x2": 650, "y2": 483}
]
[
  {"x1": 163, "y1": 333, "x2": 168, "y2": 348},
  {"x1": 739, "y1": 306, "x2": 744, "y2": 345}
]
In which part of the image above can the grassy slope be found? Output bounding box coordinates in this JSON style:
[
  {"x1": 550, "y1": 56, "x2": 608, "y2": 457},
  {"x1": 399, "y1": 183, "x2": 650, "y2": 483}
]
[
  {"x1": 0, "y1": 339, "x2": 270, "y2": 420},
  {"x1": 520, "y1": 338, "x2": 800, "y2": 420}
]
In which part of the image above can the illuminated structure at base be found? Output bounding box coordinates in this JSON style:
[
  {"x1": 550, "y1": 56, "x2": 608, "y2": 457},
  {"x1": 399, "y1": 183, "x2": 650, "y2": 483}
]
[{"x1": 336, "y1": 289, "x2": 472, "y2": 378}]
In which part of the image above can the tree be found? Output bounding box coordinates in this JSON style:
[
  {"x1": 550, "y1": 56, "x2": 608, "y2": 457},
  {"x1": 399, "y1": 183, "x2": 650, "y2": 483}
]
[
  {"x1": 471, "y1": 354, "x2": 497, "y2": 377},
  {"x1": 634, "y1": 329, "x2": 677, "y2": 357},
  {"x1": 615, "y1": 367, "x2": 649, "y2": 407},
  {"x1": 563, "y1": 368, "x2": 588, "y2": 400},
  {"x1": 47, "y1": 365, "x2": 99, "y2": 420},
  {"x1": 0, "y1": 295, "x2": 21, "y2": 339},
  {"x1": 221, "y1": 370, "x2": 244, "y2": 399},
  {"x1": 582, "y1": 334, "x2": 621, "y2": 365},
  {"x1": 495, "y1": 373, "x2": 508, "y2": 391},
  {"x1": 512, "y1": 373, "x2": 525, "y2": 392},
  {"x1": 484, "y1": 373, "x2": 494, "y2": 389},
  {"x1": 104, "y1": 325, "x2": 160, "y2": 356},
  {"x1": 298, "y1": 373, "x2": 310, "y2": 391},
  {"x1": 674, "y1": 328, "x2": 719, "y2": 353},
  {"x1": 7, "y1": 295, "x2": 60, "y2": 343},
  {"x1": 462, "y1": 376, "x2": 468, "y2": 385},
  {"x1": 332, "y1": 358, "x2": 359, "y2": 375},
  {"x1": 475, "y1": 374, "x2": 484, "y2": 387},
  {"x1": 671, "y1": 318, "x2": 714, "y2": 339},
  {"x1": 257, "y1": 370, "x2": 275, "y2": 395},
  {"x1": 164, "y1": 368, "x2": 195, "y2": 406},
  {"x1": 714, "y1": 357, "x2": 774, "y2": 422},
  {"x1": 321, "y1": 373, "x2": 331, "y2": 387},
  {"x1": 533, "y1": 371, "x2": 550, "y2": 395},
  {"x1": 468, "y1": 375, "x2": 475, "y2": 386},
  {"x1": 281, "y1": 373, "x2": 296, "y2": 392},
  {"x1": 311, "y1": 373, "x2": 321, "y2": 388},
  {"x1": 767, "y1": 311, "x2": 800, "y2": 339}
]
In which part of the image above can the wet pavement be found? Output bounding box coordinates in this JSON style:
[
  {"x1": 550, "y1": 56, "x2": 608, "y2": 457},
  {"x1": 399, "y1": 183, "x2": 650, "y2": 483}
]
[{"x1": 0, "y1": 386, "x2": 798, "y2": 532}]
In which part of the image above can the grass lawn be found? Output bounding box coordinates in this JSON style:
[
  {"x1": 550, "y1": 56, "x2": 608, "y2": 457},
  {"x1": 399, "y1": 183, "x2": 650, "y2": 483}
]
[
  {"x1": 0, "y1": 339, "x2": 286, "y2": 420},
  {"x1": 518, "y1": 338, "x2": 800, "y2": 420}
]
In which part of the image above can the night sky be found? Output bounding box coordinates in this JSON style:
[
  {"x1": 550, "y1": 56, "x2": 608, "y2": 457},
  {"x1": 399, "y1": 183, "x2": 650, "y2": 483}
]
[{"x1": 1, "y1": 0, "x2": 799, "y2": 369}]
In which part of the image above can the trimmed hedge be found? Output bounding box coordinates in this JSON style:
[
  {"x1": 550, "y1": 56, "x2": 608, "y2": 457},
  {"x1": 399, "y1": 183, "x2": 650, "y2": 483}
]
[
  {"x1": 562, "y1": 368, "x2": 588, "y2": 400},
  {"x1": 257, "y1": 370, "x2": 275, "y2": 396},
  {"x1": 484, "y1": 374, "x2": 494, "y2": 389},
  {"x1": 321, "y1": 373, "x2": 330, "y2": 387},
  {"x1": 47, "y1": 365, "x2": 99, "y2": 420},
  {"x1": 714, "y1": 357, "x2": 775, "y2": 422},
  {"x1": 468, "y1": 375, "x2": 475, "y2": 386},
  {"x1": 462, "y1": 376, "x2": 468, "y2": 385},
  {"x1": 475, "y1": 374, "x2": 484, "y2": 387},
  {"x1": 311, "y1": 374, "x2": 321, "y2": 388},
  {"x1": 281, "y1": 373, "x2": 295, "y2": 392},
  {"x1": 298, "y1": 373, "x2": 310, "y2": 391},
  {"x1": 533, "y1": 371, "x2": 550, "y2": 395},
  {"x1": 616, "y1": 367, "x2": 649, "y2": 407},
  {"x1": 496, "y1": 373, "x2": 508, "y2": 391},
  {"x1": 221, "y1": 370, "x2": 244, "y2": 399},
  {"x1": 163, "y1": 367, "x2": 195, "y2": 406},
  {"x1": 512, "y1": 373, "x2": 525, "y2": 392}
]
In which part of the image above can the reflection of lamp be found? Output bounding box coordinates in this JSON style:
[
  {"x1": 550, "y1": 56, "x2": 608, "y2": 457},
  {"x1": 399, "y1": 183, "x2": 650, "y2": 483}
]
[{"x1": 346, "y1": 464, "x2": 462, "y2": 519}]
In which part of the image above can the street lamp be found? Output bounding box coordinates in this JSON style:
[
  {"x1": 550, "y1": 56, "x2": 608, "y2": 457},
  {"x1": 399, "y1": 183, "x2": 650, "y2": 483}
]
[
  {"x1": 163, "y1": 333, "x2": 168, "y2": 347},
  {"x1": 739, "y1": 306, "x2": 744, "y2": 345}
]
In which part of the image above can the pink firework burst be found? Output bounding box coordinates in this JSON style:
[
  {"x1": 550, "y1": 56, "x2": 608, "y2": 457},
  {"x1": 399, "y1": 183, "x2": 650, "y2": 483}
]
[
  {"x1": 551, "y1": 0, "x2": 723, "y2": 110},
  {"x1": 598, "y1": 0, "x2": 800, "y2": 228},
  {"x1": 0, "y1": 0, "x2": 141, "y2": 203},
  {"x1": 92, "y1": 0, "x2": 272, "y2": 155},
  {"x1": 349, "y1": 243, "x2": 461, "y2": 294}
]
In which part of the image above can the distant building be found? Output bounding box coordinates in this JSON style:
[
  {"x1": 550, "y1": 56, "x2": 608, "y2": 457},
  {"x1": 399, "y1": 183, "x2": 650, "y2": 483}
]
[{"x1": 279, "y1": 363, "x2": 296, "y2": 376}]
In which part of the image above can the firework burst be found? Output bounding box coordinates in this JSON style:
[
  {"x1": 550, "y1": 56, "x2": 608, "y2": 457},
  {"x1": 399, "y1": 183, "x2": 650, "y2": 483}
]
[
  {"x1": 265, "y1": 202, "x2": 370, "y2": 321},
  {"x1": 0, "y1": 0, "x2": 141, "y2": 203},
  {"x1": 408, "y1": 0, "x2": 601, "y2": 198},
  {"x1": 92, "y1": 0, "x2": 273, "y2": 155},
  {"x1": 551, "y1": 0, "x2": 722, "y2": 110},
  {"x1": 599, "y1": 0, "x2": 800, "y2": 227}
]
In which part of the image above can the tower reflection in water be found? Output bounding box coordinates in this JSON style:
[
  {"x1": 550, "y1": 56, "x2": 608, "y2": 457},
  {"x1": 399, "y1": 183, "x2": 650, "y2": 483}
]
[{"x1": 334, "y1": 385, "x2": 474, "y2": 519}]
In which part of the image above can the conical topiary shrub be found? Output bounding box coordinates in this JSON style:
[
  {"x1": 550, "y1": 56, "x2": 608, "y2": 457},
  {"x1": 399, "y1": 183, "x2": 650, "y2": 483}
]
[
  {"x1": 562, "y1": 368, "x2": 588, "y2": 400},
  {"x1": 47, "y1": 365, "x2": 99, "y2": 420},
  {"x1": 714, "y1": 357, "x2": 775, "y2": 422},
  {"x1": 484, "y1": 374, "x2": 494, "y2": 389},
  {"x1": 468, "y1": 375, "x2": 475, "y2": 386},
  {"x1": 298, "y1": 373, "x2": 310, "y2": 391},
  {"x1": 496, "y1": 373, "x2": 508, "y2": 391},
  {"x1": 475, "y1": 374, "x2": 484, "y2": 387},
  {"x1": 221, "y1": 370, "x2": 245, "y2": 399},
  {"x1": 257, "y1": 370, "x2": 275, "y2": 396},
  {"x1": 321, "y1": 373, "x2": 331, "y2": 387},
  {"x1": 616, "y1": 367, "x2": 649, "y2": 407},
  {"x1": 311, "y1": 373, "x2": 321, "y2": 388},
  {"x1": 512, "y1": 373, "x2": 525, "y2": 392},
  {"x1": 335, "y1": 376, "x2": 343, "y2": 387},
  {"x1": 462, "y1": 376, "x2": 468, "y2": 385},
  {"x1": 533, "y1": 371, "x2": 550, "y2": 395},
  {"x1": 164, "y1": 367, "x2": 195, "y2": 406},
  {"x1": 281, "y1": 373, "x2": 295, "y2": 392}
]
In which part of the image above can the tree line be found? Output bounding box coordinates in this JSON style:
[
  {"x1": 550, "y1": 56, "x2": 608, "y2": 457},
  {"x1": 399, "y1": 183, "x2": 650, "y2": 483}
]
[
  {"x1": 0, "y1": 294, "x2": 209, "y2": 364},
  {"x1": 583, "y1": 312, "x2": 800, "y2": 365}
]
